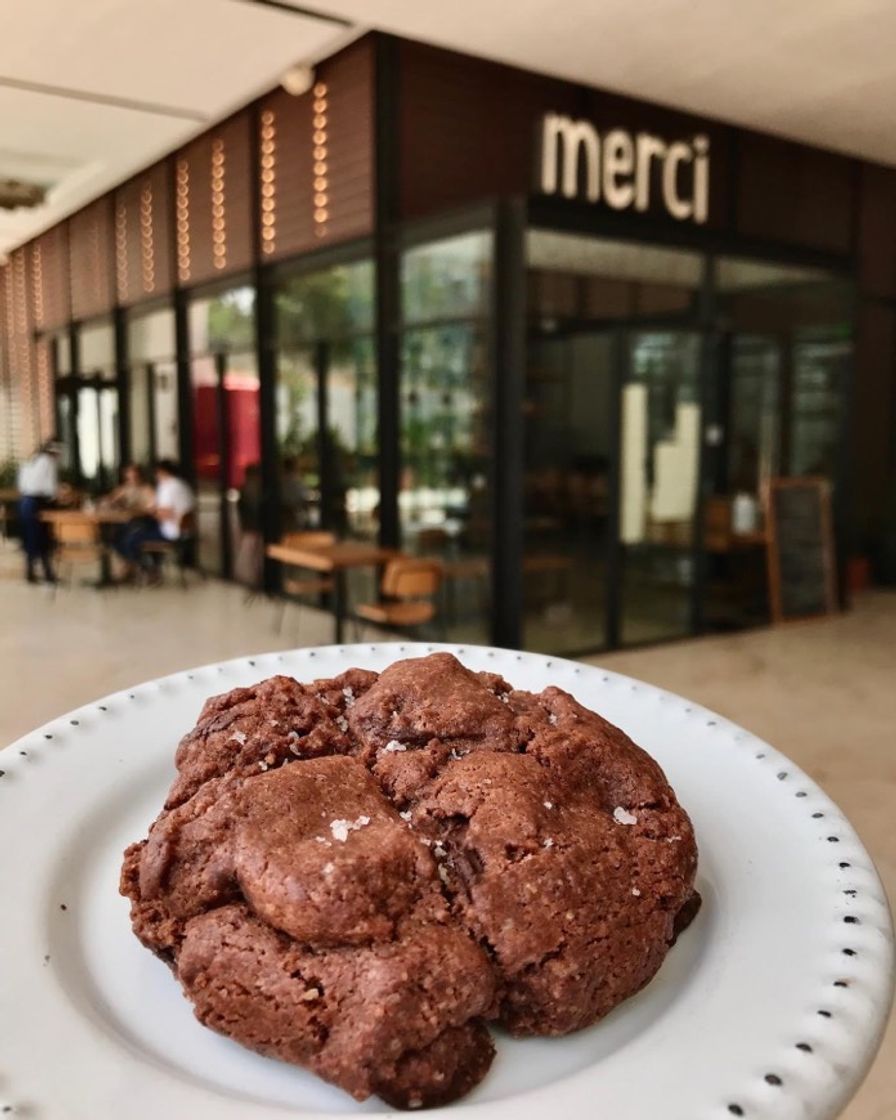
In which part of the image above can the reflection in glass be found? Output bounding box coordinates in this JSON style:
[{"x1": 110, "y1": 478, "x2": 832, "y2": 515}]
[
  {"x1": 706, "y1": 257, "x2": 850, "y2": 633},
  {"x1": 128, "y1": 307, "x2": 179, "y2": 469},
  {"x1": 400, "y1": 232, "x2": 493, "y2": 643},
  {"x1": 57, "y1": 394, "x2": 75, "y2": 475},
  {"x1": 129, "y1": 363, "x2": 151, "y2": 466},
  {"x1": 79, "y1": 319, "x2": 116, "y2": 378},
  {"x1": 729, "y1": 336, "x2": 780, "y2": 493},
  {"x1": 275, "y1": 261, "x2": 377, "y2": 542},
  {"x1": 53, "y1": 332, "x2": 72, "y2": 379},
  {"x1": 716, "y1": 256, "x2": 852, "y2": 489},
  {"x1": 620, "y1": 332, "x2": 701, "y2": 645},
  {"x1": 152, "y1": 363, "x2": 180, "y2": 461},
  {"x1": 75, "y1": 386, "x2": 119, "y2": 492},
  {"x1": 791, "y1": 329, "x2": 850, "y2": 478},
  {"x1": 190, "y1": 353, "x2": 223, "y2": 574},
  {"x1": 525, "y1": 230, "x2": 703, "y2": 652},
  {"x1": 77, "y1": 387, "x2": 100, "y2": 484},
  {"x1": 189, "y1": 286, "x2": 259, "y2": 577},
  {"x1": 276, "y1": 346, "x2": 319, "y2": 530},
  {"x1": 523, "y1": 333, "x2": 613, "y2": 653}
]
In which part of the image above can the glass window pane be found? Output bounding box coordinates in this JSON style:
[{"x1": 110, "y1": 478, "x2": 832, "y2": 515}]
[
  {"x1": 53, "y1": 332, "x2": 72, "y2": 378},
  {"x1": 791, "y1": 328, "x2": 850, "y2": 477},
  {"x1": 276, "y1": 346, "x2": 319, "y2": 530},
  {"x1": 621, "y1": 331, "x2": 701, "y2": 645},
  {"x1": 79, "y1": 319, "x2": 115, "y2": 378},
  {"x1": 99, "y1": 389, "x2": 119, "y2": 482},
  {"x1": 190, "y1": 287, "x2": 257, "y2": 354},
  {"x1": 189, "y1": 286, "x2": 258, "y2": 577},
  {"x1": 275, "y1": 260, "x2": 377, "y2": 543},
  {"x1": 129, "y1": 364, "x2": 151, "y2": 467},
  {"x1": 400, "y1": 231, "x2": 493, "y2": 643},
  {"x1": 525, "y1": 230, "x2": 702, "y2": 652},
  {"x1": 402, "y1": 232, "x2": 493, "y2": 324},
  {"x1": 523, "y1": 332, "x2": 614, "y2": 653},
  {"x1": 153, "y1": 363, "x2": 180, "y2": 461},
  {"x1": 715, "y1": 256, "x2": 852, "y2": 489},
  {"x1": 729, "y1": 336, "x2": 781, "y2": 493},
  {"x1": 77, "y1": 387, "x2": 100, "y2": 487},
  {"x1": 190, "y1": 353, "x2": 222, "y2": 573},
  {"x1": 128, "y1": 307, "x2": 176, "y2": 362}
]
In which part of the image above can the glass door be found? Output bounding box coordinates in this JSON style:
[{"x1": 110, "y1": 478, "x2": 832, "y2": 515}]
[
  {"x1": 525, "y1": 229, "x2": 704, "y2": 653},
  {"x1": 189, "y1": 285, "x2": 258, "y2": 578},
  {"x1": 224, "y1": 349, "x2": 262, "y2": 582},
  {"x1": 398, "y1": 230, "x2": 494, "y2": 645},
  {"x1": 190, "y1": 350, "x2": 225, "y2": 573},
  {"x1": 54, "y1": 318, "x2": 121, "y2": 493},
  {"x1": 74, "y1": 379, "x2": 120, "y2": 493},
  {"x1": 275, "y1": 259, "x2": 377, "y2": 544},
  {"x1": 128, "y1": 306, "x2": 179, "y2": 468},
  {"x1": 619, "y1": 330, "x2": 702, "y2": 645},
  {"x1": 523, "y1": 330, "x2": 615, "y2": 653}
]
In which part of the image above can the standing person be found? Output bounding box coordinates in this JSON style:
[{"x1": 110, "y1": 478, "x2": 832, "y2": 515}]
[
  {"x1": 116, "y1": 460, "x2": 195, "y2": 580},
  {"x1": 17, "y1": 439, "x2": 62, "y2": 583}
]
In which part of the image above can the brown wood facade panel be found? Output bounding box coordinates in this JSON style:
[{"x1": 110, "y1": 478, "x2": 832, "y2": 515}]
[
  {"x1": 34, "y1": 333, "x2": 54, "y2": 441},
  {"x1": 5, "y1": 248, "x2": 37, "y2": 454},
  {"x1": 69, "y1": 198, "x2": 115, "y2": 320},
  {"x1": 175, "y1": 111, "x2": 253, "y2": 286},
  {"x1": 853, "y1": 302, "x2": 896, "y2": 542},
  {"x1": 399, "y1": 42, "x2": 579, "y2": 221},
  {"x1": 114, "y1": 161, "x2": 174, "y2": 305},
  {"x1": 734, "y1": 133, "x2": 854, "y2": 255},
  {"x1": 857, "y1": 163, "x2": 896, "y2": 299},
  {"x1": 257, "y1": 39, "x2": 374, "y2": 263},
  {"x1": 29, "y1": 225, "x2": 70, "y2": 330},
  {"x1": 397, "y1": 40, "x2": 732, "y2": 230}
]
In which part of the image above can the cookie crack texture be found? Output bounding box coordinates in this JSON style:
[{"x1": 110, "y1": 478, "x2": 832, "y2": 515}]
[{"x1": 120, "y1": 653, "x2": 699, "y2": 1108}]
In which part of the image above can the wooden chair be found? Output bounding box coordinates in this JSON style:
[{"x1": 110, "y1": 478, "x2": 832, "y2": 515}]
[
  {"x1": 51, "y1": 517, "x2": 104, "y2": 593},
  {"x1": 354, "y1": 557, "x2": 443, "y2": 638},
  {"x1": 140, "y1": 510, "x2": 200, "y2": 588},
  {"x1": 415, "y1": 527, "x2": 449, "y2": 554},
  {"x1": 274, "y1": 530, "x2": 336, "y2": 635}
]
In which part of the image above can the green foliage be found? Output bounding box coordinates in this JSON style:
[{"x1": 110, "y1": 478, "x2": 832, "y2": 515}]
[
  {"x1": 0, "y1": 459, "x2": 18, "y2": 488},
  {"x1": 276, "y1": 262, "x2": 374, "y2": 362},
  {"x1": 206, "y1": 290, "x2": 256, "y2": 352}
]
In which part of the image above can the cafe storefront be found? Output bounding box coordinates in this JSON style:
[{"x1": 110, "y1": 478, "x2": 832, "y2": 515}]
[{"x1": 5, "y1": 32, "x2": 894, "y2": 654}]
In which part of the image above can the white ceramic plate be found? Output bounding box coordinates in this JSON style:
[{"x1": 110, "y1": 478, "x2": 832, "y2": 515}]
[{"x1": 0, "y1": 643, "x2": 892, "y2": 1120}]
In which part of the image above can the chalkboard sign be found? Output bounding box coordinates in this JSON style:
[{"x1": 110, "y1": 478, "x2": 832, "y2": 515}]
[{"x1": 765, "y1": 478, "x2": 837, "y2": 623}]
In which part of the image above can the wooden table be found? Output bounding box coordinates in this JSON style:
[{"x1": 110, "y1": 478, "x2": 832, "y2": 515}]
[
  {"x1": 41, "y1": 508, "x2": 135, "y2": 586},
  {"x1": 40, "y1": 508, "x2": 133, "y2": 526},
  {"x1": 266, "y1": 540, "x2": 399, "y2": 642}
]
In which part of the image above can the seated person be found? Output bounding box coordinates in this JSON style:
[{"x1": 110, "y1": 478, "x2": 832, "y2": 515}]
[
  {"x1": 116, "y1": 460, "x2": 195, "y2": 580},
  {"x1": 102, "y1": 463, "x2": 155, "y2": 514}
]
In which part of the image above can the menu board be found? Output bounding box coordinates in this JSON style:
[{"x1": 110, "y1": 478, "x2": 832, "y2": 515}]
[{"x1": 765, "y1": 478, "x2": 837, "y2": 623}]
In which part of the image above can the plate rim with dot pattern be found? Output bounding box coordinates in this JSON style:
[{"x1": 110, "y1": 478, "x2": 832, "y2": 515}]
[{"x1": 0, "y1": 642, "x2": 892, "y2": 1120}]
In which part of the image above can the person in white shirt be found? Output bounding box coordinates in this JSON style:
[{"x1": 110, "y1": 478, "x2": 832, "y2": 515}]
[
  {"x1": 17, "y1": 439, "x2": 62, "y2": 583},
  {"x1": 116, "y1": 460, "x2": 195, "y2": 581}
]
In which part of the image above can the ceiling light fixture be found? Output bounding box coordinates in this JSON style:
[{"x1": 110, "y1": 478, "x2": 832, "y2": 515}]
[
  {"x1": 281, "y1": 64, "x2": 315, "y2": 97},
  {"x1": 0, "y1": 179, "x2": 46, "y2": 211}
]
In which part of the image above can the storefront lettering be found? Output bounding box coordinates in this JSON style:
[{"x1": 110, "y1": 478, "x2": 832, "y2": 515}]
[{"x1": 539, "y1": 113, "x2": 709, "y2": 224}]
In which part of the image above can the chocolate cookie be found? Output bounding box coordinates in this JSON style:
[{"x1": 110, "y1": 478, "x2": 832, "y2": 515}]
[{"x1": 122, "y1": 654, "x2": 699, "y2": 1107}]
